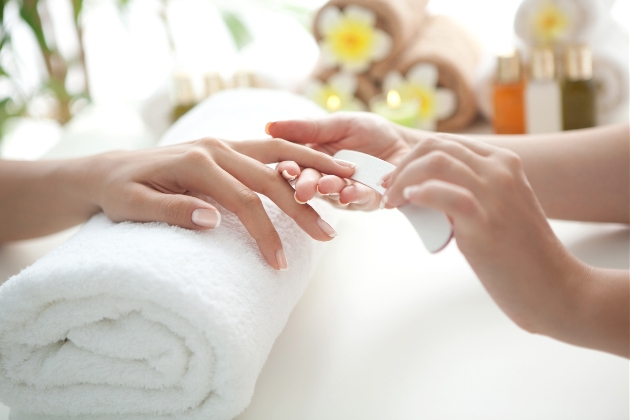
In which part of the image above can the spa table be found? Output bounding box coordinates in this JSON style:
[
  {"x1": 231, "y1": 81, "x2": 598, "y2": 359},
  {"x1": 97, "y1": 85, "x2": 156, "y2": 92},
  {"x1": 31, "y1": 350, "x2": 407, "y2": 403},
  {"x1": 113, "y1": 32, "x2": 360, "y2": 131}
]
[{"x1": 0, "y1": 209, "x2": 628, "y2": 419}]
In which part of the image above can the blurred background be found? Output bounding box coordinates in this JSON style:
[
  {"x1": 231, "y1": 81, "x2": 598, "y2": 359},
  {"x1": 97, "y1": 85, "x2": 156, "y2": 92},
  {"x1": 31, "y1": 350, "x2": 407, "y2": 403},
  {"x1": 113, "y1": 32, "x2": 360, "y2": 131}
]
[{"x1": 0, "y1": 0, "x2": 628, "y2": 160}]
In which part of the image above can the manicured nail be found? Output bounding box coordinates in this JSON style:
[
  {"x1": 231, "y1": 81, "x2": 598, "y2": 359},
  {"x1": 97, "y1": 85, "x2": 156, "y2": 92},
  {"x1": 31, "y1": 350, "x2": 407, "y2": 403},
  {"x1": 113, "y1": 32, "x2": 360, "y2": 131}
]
[
  {"x1": 276, "y1": 249, "x2": 288, "y2": 271},
  {"x1": 334, "y1": 159, "x2": 357, "y2": 168},
  {"x1": 316, "y1": 185, "x2": 329, "y2": 196},
  {"x1": 294, "y1": 192, "x2": 308, "y2": 204},
  {"x1": 192, "y1": 208, "x2": 221, "y2": 228},
  {"x1": 338, "y1": 198, "x2": 350, "y2": 206},
  {"x1": 317, "y1": 218, "x2": 337, "y2": 238},
  {"x1": 265, "y1": 122, "x2": 274, "y2": 135},
  {"x1": 403, "y1": 186, "x2": 413, "y2": 200},
  {"x1": 282, "y1": 170, "x2": 297, "y2": 181},
  {"x1": 376, "y1": 172, "x2": 393, "y2": 187},
  {"x1": 379, "y1": 195, "x2": 388, "y2": 209}
]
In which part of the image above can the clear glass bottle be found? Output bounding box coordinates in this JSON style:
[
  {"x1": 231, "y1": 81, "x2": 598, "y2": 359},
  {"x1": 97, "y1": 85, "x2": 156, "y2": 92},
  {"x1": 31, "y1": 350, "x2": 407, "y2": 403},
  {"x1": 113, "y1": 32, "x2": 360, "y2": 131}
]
[
  {"x1": 561, "y1": 45, "x2": 596, "y2": 130},
  {"x1": 526, "y1": 47, "x2": 562, "y2": 133},
  {"x1": 493, "y1": 50, "x2": 526, "y2": 134}
]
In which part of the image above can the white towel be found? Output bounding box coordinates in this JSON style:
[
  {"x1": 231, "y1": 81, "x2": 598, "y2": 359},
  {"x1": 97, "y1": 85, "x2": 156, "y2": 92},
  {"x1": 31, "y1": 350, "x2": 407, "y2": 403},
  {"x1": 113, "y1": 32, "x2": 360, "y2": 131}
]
[{"x1": 0, "y1": 89, "x2": 337, "y2": 420}]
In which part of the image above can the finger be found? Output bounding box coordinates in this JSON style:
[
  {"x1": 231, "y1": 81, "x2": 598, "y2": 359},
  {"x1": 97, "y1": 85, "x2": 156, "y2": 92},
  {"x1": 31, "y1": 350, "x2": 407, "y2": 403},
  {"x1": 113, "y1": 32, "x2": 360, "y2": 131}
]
[
  {"x1": 385, "y1": 151, "x2": 483, "y2": 207},
  {"x1": 391, "y1": 136, "x2": 488, "y2": 187},
  {"x1": 190, "y1": 164, "x2": 287, "y2": 270},
  {"x1": 117, "y1": 185, "x2": 221, "y2": 230},
  {"x1": 204, "y1": 150, "x2": 338, "y2": 242},
  {"x1": 317, "y1": 175, "x2": 348, "y2": 195},
  {"x1": 265, "y1": 115, "x2": 346, "y2": 145},
  {"x1": 227, "y1": 138, "x2": 355, "y2": 178},
  {"x1": 276, "y1": 161, "x2": 300, "y2": 181},
  {"x1": 294, "y1": 168, "x2": 322, "y2": 204},
  {"x1": 339, "y1": 183, "x2": 382, "y2": 210},
  {"x1": 402, "y1": 180, "x2": 484, "y2": 227},
  {"x1": 434, "y1": 133, "x2": 497, "y2": 156}
]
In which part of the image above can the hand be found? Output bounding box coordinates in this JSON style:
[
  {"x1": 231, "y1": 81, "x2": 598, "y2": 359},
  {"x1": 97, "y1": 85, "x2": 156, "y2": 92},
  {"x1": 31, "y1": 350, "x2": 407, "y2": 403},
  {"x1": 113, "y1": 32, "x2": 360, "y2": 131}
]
[
  {"x1": 88, "y1": 138, "x2": 355, "y2": 270},
  {"x1": 267, "y1": 112, "x2": 411, "y2": 210},
  {"x1": 382, "y1": 133, "x2": 589, "y2": 341}
]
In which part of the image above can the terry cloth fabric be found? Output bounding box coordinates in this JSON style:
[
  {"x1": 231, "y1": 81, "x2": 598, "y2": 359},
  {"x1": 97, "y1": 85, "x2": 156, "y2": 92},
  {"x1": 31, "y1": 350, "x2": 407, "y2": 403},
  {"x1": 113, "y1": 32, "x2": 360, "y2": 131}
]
[
  {"x1": 0, "y1": 89, "x2": 339, "y2": 420},
  {"x1": 370, "y1": 15, "x2": 483, "y2": 132}
]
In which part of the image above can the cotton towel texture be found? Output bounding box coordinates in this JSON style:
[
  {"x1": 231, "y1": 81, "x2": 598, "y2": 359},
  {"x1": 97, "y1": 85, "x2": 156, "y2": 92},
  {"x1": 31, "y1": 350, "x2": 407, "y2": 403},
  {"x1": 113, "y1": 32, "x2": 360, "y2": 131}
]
[{"x1": 0, "y1": 90, "x2": 337, "y2": 420}]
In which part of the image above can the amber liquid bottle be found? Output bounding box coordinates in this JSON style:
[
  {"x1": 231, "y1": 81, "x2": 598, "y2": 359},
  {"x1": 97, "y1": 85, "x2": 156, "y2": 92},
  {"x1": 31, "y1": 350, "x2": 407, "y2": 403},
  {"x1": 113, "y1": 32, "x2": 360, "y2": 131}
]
[
  {"x1": 561, "y1": 45, "x2": 596, "y2": 130},
  {"x1": 493, "y1": 51, "x2": 525, "y2": 134}
]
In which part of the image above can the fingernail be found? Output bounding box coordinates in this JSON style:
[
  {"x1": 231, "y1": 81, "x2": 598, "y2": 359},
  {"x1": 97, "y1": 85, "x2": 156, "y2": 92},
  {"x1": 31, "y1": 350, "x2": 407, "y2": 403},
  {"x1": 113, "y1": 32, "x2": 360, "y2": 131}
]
[
  {"x1": 265, "y1": 122, "x2": 274, "y2": 135},
  {"x1": 316, "y1": 185, "x2": 329, "y2": 196},
  {"x1": 338, "y1": 198, "x2": 350, "y2": 206},
  {"x1": 282, "y1": 170, "x2": 297, "y2": 181},
  {"x1": 403, "y1": 186, "x2": 413, "y2": 200},
  {"x1": 192, "y1": 208, "x2": 221, "y2": 228},
  {"x1": 334, "y1": 159, "x2": 357, "y2": 168},
  {"x1": 379, "y1": 195, "x2": 388, "y2": 209},
  {"x1": 317, "y1": 218, "x2": 337, "y2": 238},
  {"x1": 276, "y1": 249, "x2": 288, "y2": 271},
  {"x1": 294, "y1": 192, "x2": 308, "y2": 204},
  {"x1": 376, "y1": 172, "x2": 393, "y2": 187}
]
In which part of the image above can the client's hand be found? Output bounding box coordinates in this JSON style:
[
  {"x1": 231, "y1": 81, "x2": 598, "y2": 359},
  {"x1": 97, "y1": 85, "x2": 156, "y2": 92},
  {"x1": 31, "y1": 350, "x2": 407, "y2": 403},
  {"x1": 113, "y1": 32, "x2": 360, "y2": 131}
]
[
  {"x1": 92, "y1": 138, "x2": 355, "y2": 270},
  {"x1": 381, "y1": 133, "x2": 591, "y2": 345},
  {"x1": 267, "y1": 112, "x2": 411, "y2": 210}
]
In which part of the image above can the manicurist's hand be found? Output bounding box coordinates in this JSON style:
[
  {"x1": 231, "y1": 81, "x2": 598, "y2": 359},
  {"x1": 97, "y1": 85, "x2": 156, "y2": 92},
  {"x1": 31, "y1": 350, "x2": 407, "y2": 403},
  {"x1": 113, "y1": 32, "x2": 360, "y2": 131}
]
[
  {"x1": 0, "y1": 138, "x2": 356, "y2": 270},
  {"x1": 268, "y1": 112, "x2": 412, "y2": 210},
  {"x1": 382, "y1": 133, "x2": 629, "y2": 358}
]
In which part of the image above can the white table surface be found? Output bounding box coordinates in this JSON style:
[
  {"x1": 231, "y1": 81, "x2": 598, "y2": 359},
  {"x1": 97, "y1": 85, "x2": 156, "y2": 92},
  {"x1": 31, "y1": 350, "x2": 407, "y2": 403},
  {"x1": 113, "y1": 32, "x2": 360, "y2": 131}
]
[{"x1": 1, "y1": 210, "x2": 628, "y2": 419}]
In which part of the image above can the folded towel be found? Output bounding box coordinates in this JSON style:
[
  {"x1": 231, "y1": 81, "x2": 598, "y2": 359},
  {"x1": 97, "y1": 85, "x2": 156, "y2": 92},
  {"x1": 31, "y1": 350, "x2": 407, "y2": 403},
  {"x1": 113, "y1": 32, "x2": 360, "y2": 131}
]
[
  {"x1": 312, "y1": 0, "x2": 429, "y2": 72},
  {"x1": 371, "y1": 15, "x2": 483, "y2": 132},
  {"x1": 0, "y1": 89, "x2": 338, "y2": 420}
]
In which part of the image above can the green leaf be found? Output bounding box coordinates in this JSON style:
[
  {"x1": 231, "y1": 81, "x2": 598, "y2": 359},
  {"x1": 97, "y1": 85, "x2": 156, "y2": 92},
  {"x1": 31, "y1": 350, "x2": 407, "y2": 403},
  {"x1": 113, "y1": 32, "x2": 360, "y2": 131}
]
[
  {"x1": 221, "y1": 11, "x2": 252, "y2": 51},
  {"x1": 18, "y1": 0, "x2": 52, "y2": 55}
]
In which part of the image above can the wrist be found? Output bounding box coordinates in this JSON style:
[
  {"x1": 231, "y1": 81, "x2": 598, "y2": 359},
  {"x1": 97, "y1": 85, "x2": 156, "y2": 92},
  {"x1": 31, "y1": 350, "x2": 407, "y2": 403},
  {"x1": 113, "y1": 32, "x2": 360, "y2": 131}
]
[{"x1": 56, "y1": 155, "x2": 105, "y2": 217}]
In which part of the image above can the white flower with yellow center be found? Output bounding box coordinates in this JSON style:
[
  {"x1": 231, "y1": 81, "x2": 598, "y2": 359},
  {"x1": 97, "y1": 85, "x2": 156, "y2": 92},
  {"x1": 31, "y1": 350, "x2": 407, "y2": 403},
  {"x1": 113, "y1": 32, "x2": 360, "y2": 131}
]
[
  {"x1": 317, "y1": 5, "x2": 393, "y2": 73},
  {"x1": 304, "y1": 72, "x2": 365, "y2": 113},
  {"x1": 383, "y1": 63, "x2": 457, "y2": 131},
  {"x1": 515, "y1": 0, "x2": 596, "y2": 45}
]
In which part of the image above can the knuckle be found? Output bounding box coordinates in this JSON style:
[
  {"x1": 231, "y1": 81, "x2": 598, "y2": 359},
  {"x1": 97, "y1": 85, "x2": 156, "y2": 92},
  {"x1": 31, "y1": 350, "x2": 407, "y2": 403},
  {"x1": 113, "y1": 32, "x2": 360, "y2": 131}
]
[
  {"x1": 453, "y1": 190, "x2": 478, "y2": 216},
  {"x1": 497, "y1": 149, "x2": 523, "y2": 171},
  {"x1": 425, "y1": 151, "x2": 451, "y2": 174},
  {"x1": 196, "y1": 137, "x2": 223, "y2": 149},
  {"x1": 160, "y1": 195, "x2": 187, "y2": 222},
  {"x1": 238, "y1": 188, "x2": 262, "y2": 209},
  {"x1": 183, "y1": 147, "x2": 211, "y2": 165}
]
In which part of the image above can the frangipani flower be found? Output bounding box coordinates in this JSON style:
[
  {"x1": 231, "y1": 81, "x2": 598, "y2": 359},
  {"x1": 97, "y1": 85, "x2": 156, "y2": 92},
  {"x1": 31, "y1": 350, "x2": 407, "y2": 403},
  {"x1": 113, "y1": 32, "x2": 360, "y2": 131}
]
[
  {"x1": 304, "y1": 72, "x2": 366, "y2": 112},
  {"x1": 383, "y1": 63, "x2": 457, "y2": 131},
  {"x1": 514, "y1": 0, "x2": 596, "y2": 45},
  {"x1": 317, "y1": 5, "x2": 393, "y2": 73}
]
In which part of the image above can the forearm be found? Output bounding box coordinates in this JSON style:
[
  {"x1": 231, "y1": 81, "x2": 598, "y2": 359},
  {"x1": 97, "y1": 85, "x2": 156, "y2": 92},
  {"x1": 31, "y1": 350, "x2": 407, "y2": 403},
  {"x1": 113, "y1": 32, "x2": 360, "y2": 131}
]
[
  {"x1": 558, "y1": 263, "x2": 629, "y2": 358},
  {"x1": 401, "y1": 124, "x2": 630, "y2": 223},
  {"x1": 0, "y1": 158, "x2": 100, "y2": 241}
]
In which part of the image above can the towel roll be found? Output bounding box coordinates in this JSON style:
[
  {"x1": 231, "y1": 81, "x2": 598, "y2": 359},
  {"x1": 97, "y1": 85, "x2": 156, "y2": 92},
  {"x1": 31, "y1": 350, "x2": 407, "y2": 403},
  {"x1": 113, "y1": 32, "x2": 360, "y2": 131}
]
[
  {"x1": 371, "y1": 15, "x2": 483, "y2": 132},
  {"x1": 0, "y1": 90, "x2": 338, "y2": 420},
  {"x1": 312, "y1": 0, "x2": 429, "y2": 72}
]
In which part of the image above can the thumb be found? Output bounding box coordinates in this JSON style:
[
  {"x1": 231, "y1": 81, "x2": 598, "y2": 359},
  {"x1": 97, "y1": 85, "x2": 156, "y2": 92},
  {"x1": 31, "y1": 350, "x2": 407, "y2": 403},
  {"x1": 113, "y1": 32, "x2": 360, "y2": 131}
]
[
  {"x1": 115, "y1": 186, "x2": 221, "y2": 230},
  {"x1": 266, "y1": 116, "x2": 345, "y2": 145}
]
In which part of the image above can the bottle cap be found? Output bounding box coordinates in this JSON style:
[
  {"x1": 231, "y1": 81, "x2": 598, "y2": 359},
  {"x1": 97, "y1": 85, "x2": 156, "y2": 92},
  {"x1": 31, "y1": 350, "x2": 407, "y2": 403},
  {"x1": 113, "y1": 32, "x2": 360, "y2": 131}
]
[
  {"x1": 496, "y1": 50, "x2": 522, "y2": 84},
  {"x1": 529, "y1": 47, "x2": 556, "y2": 81},
  {"x1": 564, "y1": 45, "x2": 593, "y2": 81}
]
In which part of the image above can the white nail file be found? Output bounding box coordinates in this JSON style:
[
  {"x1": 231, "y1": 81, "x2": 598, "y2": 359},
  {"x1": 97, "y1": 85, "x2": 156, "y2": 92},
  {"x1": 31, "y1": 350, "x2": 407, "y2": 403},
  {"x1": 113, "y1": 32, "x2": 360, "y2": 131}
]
[{"x1": 333, "y1": 150, "x2": 453, "y2": 253}]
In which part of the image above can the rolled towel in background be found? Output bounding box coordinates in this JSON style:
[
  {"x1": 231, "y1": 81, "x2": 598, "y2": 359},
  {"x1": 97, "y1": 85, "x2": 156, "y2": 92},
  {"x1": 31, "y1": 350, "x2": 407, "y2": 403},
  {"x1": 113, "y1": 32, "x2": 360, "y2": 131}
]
[
  {"x1": 371, "y1": 15, "x2": 483, "y2": 132},
  {"x1": 312, "y1": 0, "x2": 428, "y2": 73},
  {"x1": 0, "y1": 90, "x2": 338, "y2": 420}
]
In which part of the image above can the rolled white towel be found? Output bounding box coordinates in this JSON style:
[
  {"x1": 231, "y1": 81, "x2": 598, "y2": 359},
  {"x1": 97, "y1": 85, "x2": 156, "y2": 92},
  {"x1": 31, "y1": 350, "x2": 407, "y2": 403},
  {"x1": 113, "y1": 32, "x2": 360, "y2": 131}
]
[{"x1": 0, "y1": 89, "x2": 337, "y2": 420}]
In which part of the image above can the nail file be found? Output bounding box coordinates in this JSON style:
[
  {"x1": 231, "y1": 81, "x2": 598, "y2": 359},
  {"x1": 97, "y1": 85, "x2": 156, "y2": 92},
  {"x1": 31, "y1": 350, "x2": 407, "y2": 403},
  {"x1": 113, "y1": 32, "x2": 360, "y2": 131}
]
[{"x1": 333, "y1": 150, "x2": 453, "y2": 253}]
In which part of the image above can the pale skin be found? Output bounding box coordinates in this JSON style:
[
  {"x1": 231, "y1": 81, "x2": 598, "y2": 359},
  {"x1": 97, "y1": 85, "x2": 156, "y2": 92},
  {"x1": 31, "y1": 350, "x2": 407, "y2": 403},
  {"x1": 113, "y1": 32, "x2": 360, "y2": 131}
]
[
  {"x1": 268, "y1": 113, "x2": 629, "y2": 358},
  {"x1": 0, "y1": 138, "x2": 357, "y2": 270}
]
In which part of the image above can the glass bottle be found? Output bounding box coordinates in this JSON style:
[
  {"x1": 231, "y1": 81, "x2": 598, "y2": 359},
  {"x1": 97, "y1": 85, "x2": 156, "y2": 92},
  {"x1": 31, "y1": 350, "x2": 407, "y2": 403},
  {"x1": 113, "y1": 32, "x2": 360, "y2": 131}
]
[
  {"x1": 525, "y1": 47, "x2": 562, "y2": 133},
  {"x1": 171, "y1": 72, "x2": 196, "y2": 123},
  {"x1": 493, "y1": 50, "x2": 526, "y2": 134},
  {"x1": 561, "y1": 45, "x2": 596, "y2": 130}
]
